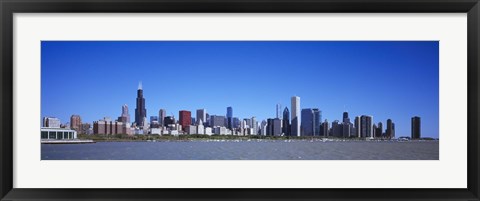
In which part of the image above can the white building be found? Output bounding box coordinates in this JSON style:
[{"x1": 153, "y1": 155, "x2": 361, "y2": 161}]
[
  {"x1": 41, "y1": 127, "x2": 77, "y2": 140},
  {"x1": 150, "y1": 128, "x2": 161, "y2": 135},
  {"x1": 187, "y1": 125, "x2": 197, "y2": 134},
  {"x1": 261, "y1": 123, "x2": 268, "y2": 136},
  {"x1": 251, "y1": 117, "x2": 257, "y2": 135},
  {"x1": 205, "y1": 127, "x2": 213, "y2": 135},
  {"x1": 197, "y1": 124, "x2": 204, "y2": 134},
  {"x1": 42, "y1": 117, "x2": 61, "y2": 128},
  {"x1": 214, "y1": 126, "x2": 227, "y2": 135},
  {"x1": 169, "y1": 130, "x2": 179, "y2": 135},
  {"x1": 291, "y1": 96, "x2": 301, "y2": 136},
  {"x1": 134, "y1": 129, "x2": 144, "y2": 135}
]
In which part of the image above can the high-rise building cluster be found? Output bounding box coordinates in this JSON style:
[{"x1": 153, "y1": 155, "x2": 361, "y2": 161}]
[{"x1": 42, "y1": 83, "x2": 423, "y2": 139}]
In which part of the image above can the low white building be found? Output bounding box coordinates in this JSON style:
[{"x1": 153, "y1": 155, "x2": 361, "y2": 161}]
[
  {"x1": 169, "y1": 130, "x2": 179, "y2": 135},
  {"x1": 187, "y1": 125, "x2": 197, "y2": 134},
  {"x1": 214, "y1": 126, "x2": 227, "y2": 135},
  {"x1": 205, "y1": 127, "x2": 213, "y2": 135},
  {"x1": 197, "y1": 124, "x2": 204, "y2": 134},
  {"x1": 134, "y1": 129, "x2": 144, "y2": 135},
  {"x1": 150, "y1": 128, "x2": 161, "y2": 135},
  {"x1": 41, "y1": 127, "x2": 77, "y2": 140}
]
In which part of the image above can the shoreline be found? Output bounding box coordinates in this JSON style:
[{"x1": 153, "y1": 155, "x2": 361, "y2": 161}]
[{"x1": 60, "y1": 136, "x2": 439, "y2": 143}]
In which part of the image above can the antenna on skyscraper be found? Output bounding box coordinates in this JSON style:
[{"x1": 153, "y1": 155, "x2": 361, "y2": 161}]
[{"x1": 138, "y1": 81, "x2": 142, "y2": 90}]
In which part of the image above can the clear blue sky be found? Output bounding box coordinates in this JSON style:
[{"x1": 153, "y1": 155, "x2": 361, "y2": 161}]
[{"x1": 41, "y1": 41, "x2": 439, "y2": 138}]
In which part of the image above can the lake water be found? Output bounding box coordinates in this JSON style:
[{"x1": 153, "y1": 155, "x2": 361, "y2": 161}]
[{"x1": 41, "y1": 140, "x2": 439, "y2": 160}]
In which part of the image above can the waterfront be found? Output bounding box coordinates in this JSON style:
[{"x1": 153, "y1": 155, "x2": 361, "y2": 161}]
[{"x1": 41, "y1": 140, "x2": 439, "y2": 160}]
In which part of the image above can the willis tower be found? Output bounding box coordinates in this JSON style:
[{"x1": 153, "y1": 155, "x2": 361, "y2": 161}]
[{"x1": 135, "y1": 81, "x2": 147, "y2": 127}]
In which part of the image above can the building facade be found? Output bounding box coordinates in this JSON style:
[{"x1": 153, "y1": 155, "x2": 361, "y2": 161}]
[
  {"x1": 226, "y1": 107, "x2": 233, "y2": 129},
  {"x1": 159, "y1": 109, "x2": 166, "y2": 128},
  {"x1": 43, "y1": 117, "x2": 61, "y2": 128},
  {"x1": 301, "y1": 108, "x2": 315, "y2": 136},
  {"x1": 135, "y1": 82, "x2": 147, "y2": 127},
  {"x1": 210, "y1": 115, "x2": 226, "y2": 128},
  {"x1": 386, "y1": 119, "x2": 395, "y2": 139},
  {"x1": 291, "y1": 96, "x2": 300, "y2": 136},
  {"x1": 282, "y1": 107, "x2": 290, "y2": 136},
  {"x1": 313, "y1": 108, "x2": 321, "y2": 136},
  {"x1": 41, "y1": 127, "x2": 77, "y2": 140},
  {"x1": 179, "y1": 110, "x2": 192, "y2": 131},
  {"x1": 360, "y1": 115, "x2": 373, "y2": 138},
  {"x1": 411, "y1": 116, "x2": 421, "y2": 139},
  {"x1": 70, "y1": 115, "x2": 82, "y2": 133},
  {"x1": 196, "y1": 109, "x2": 206, "y2": 126}
]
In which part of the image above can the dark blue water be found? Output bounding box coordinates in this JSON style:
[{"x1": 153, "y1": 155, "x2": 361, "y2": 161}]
[{"x1": 41, "y1": 140, "x2": 439, "y2": 160}]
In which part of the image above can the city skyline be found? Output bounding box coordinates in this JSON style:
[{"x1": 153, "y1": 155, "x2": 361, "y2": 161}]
[{"x1": 41, "y1": 41, "x2": 439, "y2": 137}]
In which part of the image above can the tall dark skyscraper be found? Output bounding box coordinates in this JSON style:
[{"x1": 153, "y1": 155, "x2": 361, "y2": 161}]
[
  {"x1": 267, "y1": 118, "x2": 282, "y2": 136},
  {"x1": 360, "y1": 115, "x2": 372, "y2": 138},
  {"x1": 135, "y1": 82, "x2": 147, "y2": 127},
  {"x1": 164, "y1": 116, "x2": 175, "y2": 126},
  {"x1": 159, "y1": 109, "x2": 166, "y2": 127},
  {"x1": 331, "y1": 120, "x2": 343, "y2": 137},
  {"x1": 313, "y1": 109, "x2": 321, "y2": 136},
  {"x1": 321, "y1": 119, "x2": 329, "y2": 137},
  {"x1": 341, "y1": 111, "x2": 352, "y2": 137},
  {"x1": 386, "y1": 119, "x2": 395, "y2": 139},
  {"x1": 343, "y1": 112, "x2": 350, "y2": 123},
  {"x1": 376, "y1": 122, "x2": 383, "y2": 137},
  {"x1": 282, "y1": 107, "x2": 290, "y2": 136},
  {"x1": 354, "y1": 116, "x2": 361, "y2": 137},
  {"x1": 411, "y1": 116, "x2": 421, "y2": 139},
  {"x1": 301, "y1": 108, "x2": 315, "y2": 136},
  {"x1": 227, "y1": 107, "x2": 233, "y2": 129}
]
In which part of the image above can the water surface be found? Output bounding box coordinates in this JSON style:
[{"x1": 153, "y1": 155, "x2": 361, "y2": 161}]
[{"x1": 41, "y1": 141, "x2": 439, "y2": 160}]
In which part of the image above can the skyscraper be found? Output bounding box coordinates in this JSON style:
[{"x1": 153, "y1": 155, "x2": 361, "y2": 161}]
[
  {"x1": 164, "y1": 116, "x2": 175, "y2": 126},
  {"x1": 376, "y1": 122, "x2": 383, "y2": 138},
  {"x1": 343, "y1": 112, "x2": 350, "y2": 124},
  {"x1": 210, "y1": 115, "x2": 226, "y2": 127},
  {"x1": 117, "y1": 104, "x2": 130, "y2": 124},
  {"x1": 301, "y1": 108, "x2": 315, "y2": 136},
  {"x1": 321, "y1": 119, "x2": 329, "y2": 137},
  {"x1": 159, "y1": 109, "x2": 166, "y2": 128},
  {"x1": 331, "y1": 120, "x2": 343, "y2": 137},
  {"x1": 386, "y1": 119, "x2": 395, "y2": 139},
  {"x1": 251, "y1": 116, "x2": 257, "y2": 135},
  {"x1": 233, "y1": 117, "x2": 240, "y2": 129},
  {"x1": 313, "y1": 108, "x2": 321, "y2": 136},
  {"x1": 267, "y1": 118, "x2": 282, "y2": 136},
  {"x1": 282, "y1": 107, "x2": 290, "y2": 136},
  {"x1": 227, "y1": 107, "x2": 233, "y2": 129},
  {"x1": 291, "y1": 96, "x2": 300, "y2": 136},
  {"x1": 135, "y1": 82, "x2": 147, "y2": 127},
  {"x1": 411, "y1": 116, "x2": 421, "y2": 139},
  {"x1": 179, "y1": 110, "x2": 192, "y2": 132},
  {"x1": 196, "y1": 109, "x2": 206, "y2": 126},
  {"x1": 354, "y1": 116, "x2": 361, "y2": 137},
  {"x1": 276, "y1": 103, "x2": 282, "y2": 119},
  {"x1": 150, "y1": 116, "x2": 159, "y2": 128},
  {"x1": 342, "y1": 112, "x2": 351, "y2": 138},
  {"x1": 360, "y1": 115, "x2": 372, "y2": 138},
  {"x1": 273, "y1": 118, "x2": 282, "y2": 136},
  {"x1": 70, "y1": 115, "x2": 82, "y2": 133}
]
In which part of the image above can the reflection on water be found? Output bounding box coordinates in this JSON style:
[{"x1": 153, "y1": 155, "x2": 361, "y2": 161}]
[{"x1": 41, "y1": 141, "x2": 439, "y2": 160}]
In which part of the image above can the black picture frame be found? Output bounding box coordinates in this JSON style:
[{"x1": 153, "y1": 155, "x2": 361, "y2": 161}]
[{"x1": 1, "y1": 0, "x2": 479, "y2": 200}]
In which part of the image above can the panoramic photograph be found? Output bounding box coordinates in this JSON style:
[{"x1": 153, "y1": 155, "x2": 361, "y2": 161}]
[{"x1": 41, "y1": 41, "x2": 439, "y2": 160}]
